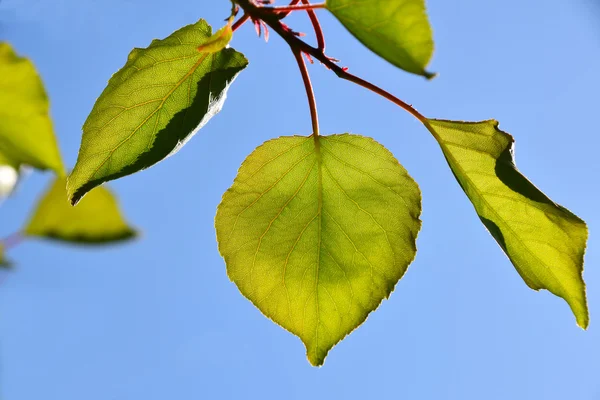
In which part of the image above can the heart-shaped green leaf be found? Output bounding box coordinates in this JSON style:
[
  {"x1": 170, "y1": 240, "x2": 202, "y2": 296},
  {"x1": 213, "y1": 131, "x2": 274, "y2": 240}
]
[
  {"x1": 216, "y1": 134, "x2": 422, "y2": 366},
  {"x1": 426, "y1": 119, "x2": 588, "y2": 328},
  {"x1": 0, "y1": 42, "x2": 64, "y2": 174},
  {"x1": 25, "y1": 177, "x2": 136, "y2": 244},
  {"x1": 67, "y1": 20, "x2": 248, "y2": 205},
  {"x1": 326, "y1": 0, "x2": 435, "y2": 78}
]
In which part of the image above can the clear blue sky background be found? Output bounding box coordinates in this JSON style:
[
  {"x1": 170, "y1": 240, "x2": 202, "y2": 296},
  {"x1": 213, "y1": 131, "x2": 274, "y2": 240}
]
[{"x1": 1, "y1": 0, "x2": 599, "y2": 398}]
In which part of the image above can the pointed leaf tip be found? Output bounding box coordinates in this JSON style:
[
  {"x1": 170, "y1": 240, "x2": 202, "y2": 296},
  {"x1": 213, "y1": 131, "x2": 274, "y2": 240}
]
[
  {"x1": 197, "y1": 23, "x2": 233, "y2": 53},
  {"x1": 68, "y1": 20, "x2": 248, "y2": 201},
  {"x1": 326, "y1": 0, "x2": 435, "y2": 78},
  {"x1": 425, "y1": 119, "x2": 589, "y2": 328},
  {"x1": 216, "y1": 134, "x2": 422, "y2": 365}
]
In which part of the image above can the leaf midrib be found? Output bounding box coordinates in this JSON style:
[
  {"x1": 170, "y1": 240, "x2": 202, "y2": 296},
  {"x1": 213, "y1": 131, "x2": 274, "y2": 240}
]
[
  {"x1": 88, "y1": 52, "x2": 210, "y2": 181},
  {"x1": 436, "y1": 132, "x2": 572, "y2": 297}
]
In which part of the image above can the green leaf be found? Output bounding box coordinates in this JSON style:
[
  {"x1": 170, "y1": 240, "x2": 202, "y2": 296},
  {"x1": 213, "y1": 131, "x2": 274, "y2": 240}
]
[
  {"x1": 0, "y1": 42, "x2": 64, "y2": 175},
  {"x1": 25, "y1": 177, "x2": 137, "y2": 244},
  {"x1": 0, "y1": 243, "x2": 11, "y2": 268},
  {"x1": 216, "y1": 134, "x2": 422, "y2": 366},
  {"x1": 67, "y1": 20, "x2": 248, "y2": 205},
  {"x1": 425, "y1": 119, "x2": 589, "y2": 328},
  {"x1": 326, "y1": 0, "x2": 435, "y2": 78}
]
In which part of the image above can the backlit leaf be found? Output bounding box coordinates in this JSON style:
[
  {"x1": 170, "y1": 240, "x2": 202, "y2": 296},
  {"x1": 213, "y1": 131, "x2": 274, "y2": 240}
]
[
  {"x1": 25, "y1": 177, "x2": 136, "y2": 244},
  {"x1": 0, "y1": 42, "x2": 64, "y2": 174},
  {"x1": 326, "y1": 0, "x2": 435, "y2": 78},
  {"x1": 67, "y1": 20, "x2": 248, "y2": 205},
  {"x1": 216, "y1": 134, "x2": 421, "y2": 366},
  {"x1": 426, "y1": 119, "x2": 588, "y2": 328}
]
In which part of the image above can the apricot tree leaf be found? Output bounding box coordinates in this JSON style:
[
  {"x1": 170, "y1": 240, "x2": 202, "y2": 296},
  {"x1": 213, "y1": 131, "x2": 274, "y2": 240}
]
[
  {"x1": 216, "y1": 134, "x2": 421, "y2": 366},
  {"x1": 326, "y1": 0, "x2": 435, "y2": 78},
  {"x1": 426, "y1": 119, "x2": 589, "y2": 328},
  {"x1": 25, "y1": 177, "x2": 136, "y2": 244},
  {"x1": 67, "y1": 20, "x2": 248, "y2": 205},
  {"x1": 0, "y1": 42, "x2": 64, "y2": 174}
]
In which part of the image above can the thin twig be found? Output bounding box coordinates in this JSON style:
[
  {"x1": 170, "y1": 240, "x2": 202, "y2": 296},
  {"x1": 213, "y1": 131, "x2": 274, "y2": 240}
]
[
  {"x1": 279, "y1": 0, "x2": 301, "y2": 18},
  {"x1": 1, "y1": 232, "x2": 24, "y2": 251},
  {"x1": 301, "y1": 0, "x2": 326, "y2": 51},
  {"x1": 292, "y1": 49, "x2": 320, "y2": 135},
  {"x1": 232, "y1": 14, "x2": 250, "y2": 32},
  {"x1": 236, "y1": 0, "x2": 427, "y2": 122},
  {"x1": 266, "y1": 2, "x2": 326, "y2": 12}
]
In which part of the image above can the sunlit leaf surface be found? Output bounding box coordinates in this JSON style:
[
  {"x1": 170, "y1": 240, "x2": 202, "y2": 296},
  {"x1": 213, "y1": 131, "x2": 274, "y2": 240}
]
[
  {"x1": 326, "y1": 0, "x2": 435, "y2": 78},
  {"x1": 216, "y1": 134, "x2": 421, "y2": 365},
  {"x1": 68, "y1": 20, "x2": 248, "y2": 205},
  {"x1": 26, "y1": 177, "x2": 136, "y2": 244},
  {"x1": 0, "y1": 42, "x2": 64, "y2": 174},
  {"x1": 426, "y1": 119, "x2": 588, "y2": 328}
]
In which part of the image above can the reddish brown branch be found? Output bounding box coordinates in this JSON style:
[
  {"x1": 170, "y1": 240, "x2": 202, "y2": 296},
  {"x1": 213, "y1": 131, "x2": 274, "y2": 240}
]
[
  {"x1": 266, "y1": 2, "x2": 326, "y2": 12},
  {"x1": 301, "y1": 0, "x2": 326, "y2": 51},
  {"x1": 232, "y1": 14, "x2": 250, "y2": 32},
  {"x1": 292, "y1": 49, "x2": 320, "y2": 135},
  {"x1": 235, "y1": 0, "x2": 426, "y2": 122}
]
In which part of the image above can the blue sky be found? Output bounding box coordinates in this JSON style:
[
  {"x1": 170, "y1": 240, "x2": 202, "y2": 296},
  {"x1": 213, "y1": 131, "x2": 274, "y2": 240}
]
[{"x1": 1, "y1": 0, "x2": 599, "y2": 398}]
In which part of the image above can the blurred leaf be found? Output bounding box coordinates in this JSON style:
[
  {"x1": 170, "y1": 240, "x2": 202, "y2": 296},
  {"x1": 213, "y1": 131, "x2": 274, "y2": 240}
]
[
  {"x1": 67, "y1": 19, "x2": 248, "y2": 205},
  {"x1": 426, "y1": 119, "x2": 588, "y2": 328},
  {"x1": 0, "y1": 243, "x2": 11, "y2": 268},
  {"x1": 0, "y1": 42, "x2": 64, "y2": 174},
  {"x1": 0, "y1": 149, "x2": 20, "y2": 198},
  {"x1": 216, "y1": 134, "x2": 421, "y2": 366},
  {"x1": 25, "y1": 177, "x2": 136, "y2": 244},
  {"x1": 326, "y1": 0, "x2": 435, "y2": 78}
]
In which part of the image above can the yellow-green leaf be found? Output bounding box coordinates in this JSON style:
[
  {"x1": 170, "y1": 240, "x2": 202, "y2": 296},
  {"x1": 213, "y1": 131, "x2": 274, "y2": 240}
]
[
  {"x1": 197, "y1": 23, "x2": 233, "y2": 53},
  {"x1": 0, "y1": 42, "x2": 64, "y2": 175},
  {"x1": 326, "y1": 0, "x2": 435, "y2": 78},
  {"x1": 426, "y1": 119, "x2": 588, "y2": 328},
  {"x1": 216, "y1": 134, "x2": 422, "y2": 366},
  {"x1": 25, "y1": 177, "x2": 136, "y2": 244},
  {"x1": 67, "y1": 20, "x2": 248, "y2": 205}
]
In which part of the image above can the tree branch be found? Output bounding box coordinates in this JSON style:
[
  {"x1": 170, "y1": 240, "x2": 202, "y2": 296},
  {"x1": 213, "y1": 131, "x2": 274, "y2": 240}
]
[{"x1": 234, "y1": 0, "x2": 426, "y2": 122}]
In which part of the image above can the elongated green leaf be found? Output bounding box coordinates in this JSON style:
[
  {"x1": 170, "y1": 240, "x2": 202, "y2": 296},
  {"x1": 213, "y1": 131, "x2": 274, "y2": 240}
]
[
  {"x1": 25, "y1": 177, "x2": 136, "y2": 244},
  {"x1": 326, "y1": 0, "x2": 435, "y2": 78},
  {"x1": 0, "y1": 42, "x2": 64, "y2": 174},
  {"x1": 426, "y1": 119, "x2": 588, "y2": 328},
  {"x1": 216, "y1": 134, "x2": 422, "y2": 366},
  {"x1": 67, "y1": 20, "x2": 248, "y2": 205}
]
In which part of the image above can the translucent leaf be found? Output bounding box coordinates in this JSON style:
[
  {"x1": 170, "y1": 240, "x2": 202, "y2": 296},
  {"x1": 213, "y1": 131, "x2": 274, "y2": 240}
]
[
  {"x1": 25, "y1": 177, "x2": 136, "y2": 244},
  {"x1": 67, "y1": 20, "x2": 248, "y2": 205},
  {"x1": 216, "y1": 134, "x2": 422, "y2": 366},
  {"x1": 326, "y1": 0, "x2": 435, "y2": 78},
  {"x1": 426, "y1": 119, "x2": 588, "y2": 328},
  {"x1": 0, "y1": 42, "x2": 64, "y2": 174}
]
